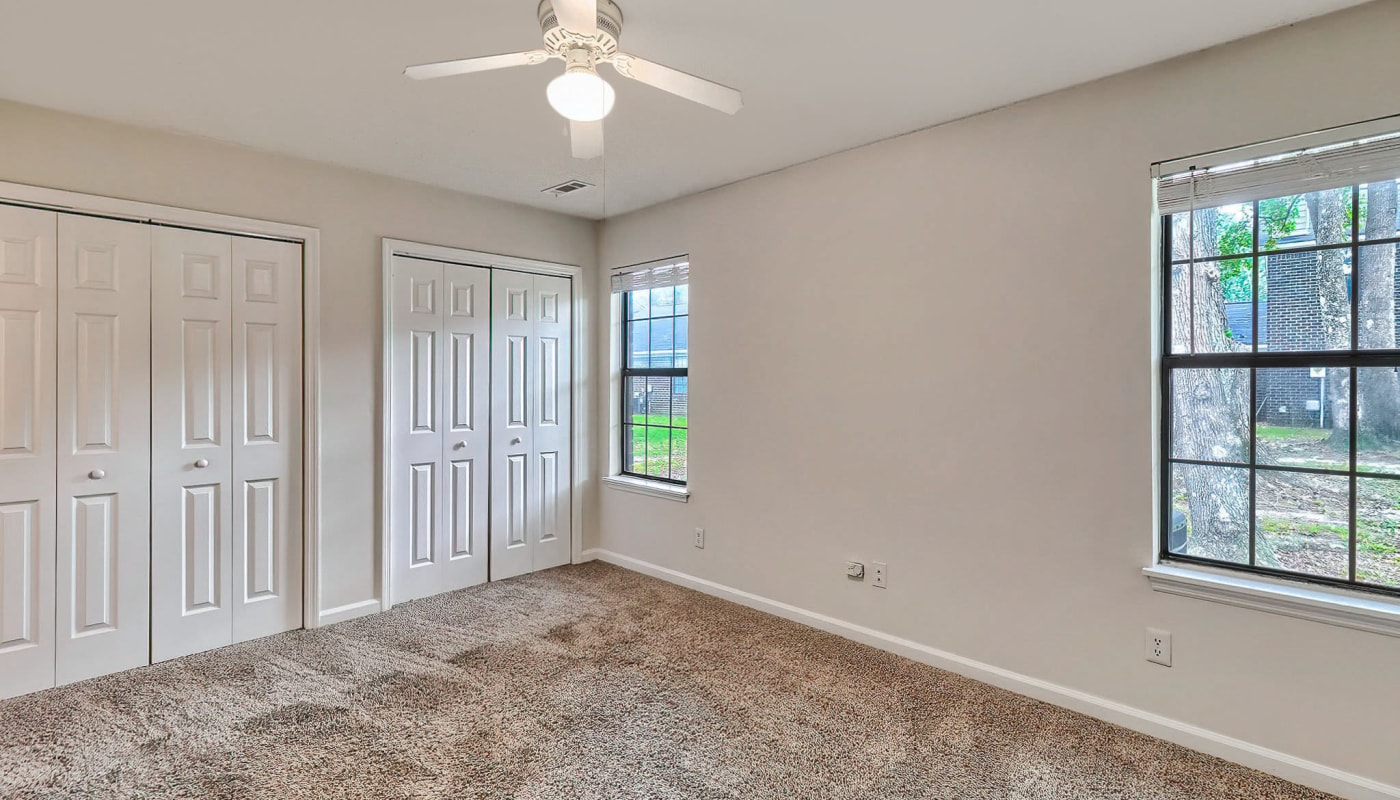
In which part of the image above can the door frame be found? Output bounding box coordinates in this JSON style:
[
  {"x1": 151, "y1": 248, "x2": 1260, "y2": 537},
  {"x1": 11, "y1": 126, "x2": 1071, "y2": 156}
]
[
  {"x1": 380, "y1": 238, "x2": 585, "y2": 607},
  {"x1": 0, "y1": 179, "x2": 326, "y2": 630}
]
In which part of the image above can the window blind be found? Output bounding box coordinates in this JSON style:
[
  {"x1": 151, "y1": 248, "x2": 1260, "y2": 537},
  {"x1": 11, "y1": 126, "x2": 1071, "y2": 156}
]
[
  {"x1": 1155, "y1": 119, "x2": 1400, "y2": 215},
  {"x1": 611, "y1": 256, "x2": 689, "y2": 293}
]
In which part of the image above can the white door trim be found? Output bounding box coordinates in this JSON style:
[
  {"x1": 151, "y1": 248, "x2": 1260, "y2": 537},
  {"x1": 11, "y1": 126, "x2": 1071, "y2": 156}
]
[
  {"x1": 0, "y1": 179, "x2": 325, "y2": 631},
  {"x1": 380, "y1": 238, "x2": 585, "y2": 610}
]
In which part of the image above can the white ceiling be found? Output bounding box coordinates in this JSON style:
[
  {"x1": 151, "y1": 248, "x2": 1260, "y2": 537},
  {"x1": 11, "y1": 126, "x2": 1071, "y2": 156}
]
[{"x1": 0, "y1": 0, "x2": 1368, "y2": 219}]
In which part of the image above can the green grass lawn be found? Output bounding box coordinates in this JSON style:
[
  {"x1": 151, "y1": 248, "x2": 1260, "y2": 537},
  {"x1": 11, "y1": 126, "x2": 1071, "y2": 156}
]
[
  {"x1": 628, "y1": 420, "x2": 688, "y2": 479},
  {"x1": 1185, "y1": 424, "x2": 1400, "y2": 586},
  {"x1": 630, "y1": 414, "x2": 686, "y2": 428},
  {"x1": 1257, "y1": 424, "x2": 1400, "y2": 473},
  {"x1": 1261, "y1": 515, "x2": 1398, "y2": 555},
  {"x1": 1258, "y1": 518, "x2": 1347, "y2": 538},
  {"x1": 1255, "y1": 425, "x2": 1330, "y2": 441}
]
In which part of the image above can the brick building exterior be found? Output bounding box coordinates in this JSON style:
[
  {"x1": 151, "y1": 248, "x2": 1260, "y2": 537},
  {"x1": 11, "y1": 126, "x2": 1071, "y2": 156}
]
[
  {"x1": 1259, "y1": 247, "x2": 1347, "y2": 428},
  {"x1": 630, "y1": 375, "x2": 689, "y2": 421},
  {"x1": 1252, "y1": 243, "x2": 1399, "y2": 428}
]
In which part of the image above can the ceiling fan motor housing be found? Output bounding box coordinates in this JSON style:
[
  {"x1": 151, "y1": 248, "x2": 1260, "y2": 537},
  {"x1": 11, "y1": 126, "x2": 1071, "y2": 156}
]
[{"x1": 538, "y1": 0, "x2": 624, "y2": 59}]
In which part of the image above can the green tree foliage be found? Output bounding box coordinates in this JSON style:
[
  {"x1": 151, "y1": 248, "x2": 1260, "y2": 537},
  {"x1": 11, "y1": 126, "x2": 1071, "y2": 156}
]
[{"x1": 1209, "y1": 197, "x2": 1303, "y2": 302}]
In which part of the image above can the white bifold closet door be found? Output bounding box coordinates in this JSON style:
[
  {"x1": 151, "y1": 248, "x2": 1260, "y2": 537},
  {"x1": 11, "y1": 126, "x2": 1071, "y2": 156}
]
[
  {"x1": 490, "y1": 270, "x2": 572, "y2": 581},
  {"x1": 55, "y1": 215, "x2": 151, "y2": 685},
  {"x1": 389, "y1": 256, "x2": 490, "y2": 604},
  {"x1": 0, "y1": 205, "x2": 58, "y2": 697},
  {"x1": 0, "y1": 210, "x2": 154, "y2": 695},
  {"x1": 151, "y1": 228, "x2": 302, "y2": 663}
]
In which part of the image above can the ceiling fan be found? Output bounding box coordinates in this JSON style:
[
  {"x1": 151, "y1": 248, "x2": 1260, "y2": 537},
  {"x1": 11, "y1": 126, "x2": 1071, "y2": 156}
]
[{"x1": 404, "y1": 0, "x2": 743, "y2": 160}]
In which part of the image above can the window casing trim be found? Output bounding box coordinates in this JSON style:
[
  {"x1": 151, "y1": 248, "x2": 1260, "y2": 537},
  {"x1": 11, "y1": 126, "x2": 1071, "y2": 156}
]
[
  {"x1": 601, "y1": 474, "x2": 690, "y2": 502},
  {"x1": 1143, "y1": 563, "x2": 1400, "y2": 638}
]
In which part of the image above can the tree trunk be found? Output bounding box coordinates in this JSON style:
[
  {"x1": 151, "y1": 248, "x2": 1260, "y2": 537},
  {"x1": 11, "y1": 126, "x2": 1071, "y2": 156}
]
[
  {"x1": 1358, "y1": 180, "x2": 1400, "y2": 440},
  {"x1": 1171, "y1": 208, "x2": 1265, "y2": 564},
  {"x1": 1306, "y1": 190, "x2": 1352, "y2": 444}
]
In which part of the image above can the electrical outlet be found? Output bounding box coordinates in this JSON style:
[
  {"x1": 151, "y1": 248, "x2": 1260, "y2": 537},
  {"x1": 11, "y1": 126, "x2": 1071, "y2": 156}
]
[
  {"x1": 846, "y1": 561, "x2": 865, "y2": 580},
  {"x1": 871, "y1": 562, "x2": 888, "y2": 589},
  {"x1": 694, "y1": 527, "x2": 705, "y2": 549},
  {"x1": 1146, "y1": 628, "x2": 1172, "y2": 667}
]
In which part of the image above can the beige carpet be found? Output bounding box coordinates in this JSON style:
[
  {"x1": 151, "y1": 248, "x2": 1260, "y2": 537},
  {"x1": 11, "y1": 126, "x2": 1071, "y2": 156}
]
[{"x1": 0, "y1": 562, "x2": 1334, "y2": 799}]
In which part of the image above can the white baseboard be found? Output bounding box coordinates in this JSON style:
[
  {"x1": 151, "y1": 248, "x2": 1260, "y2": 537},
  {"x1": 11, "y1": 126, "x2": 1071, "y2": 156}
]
[
  {"x1": 316, "y1": 598, "x2": 383, "y2": 627},
  {"x1": 582, "y1": 548, "x2": 1398, "y2": 800}
]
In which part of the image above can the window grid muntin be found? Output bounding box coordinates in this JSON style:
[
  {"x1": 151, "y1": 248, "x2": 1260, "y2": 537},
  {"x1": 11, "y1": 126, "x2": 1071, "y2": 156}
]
[
  {"x1": 621, "y1": 288, "x2": 688, "y2": 485},
  {"x1": 1160, "y1": 187, "x2": 1400, "y2": 597}
]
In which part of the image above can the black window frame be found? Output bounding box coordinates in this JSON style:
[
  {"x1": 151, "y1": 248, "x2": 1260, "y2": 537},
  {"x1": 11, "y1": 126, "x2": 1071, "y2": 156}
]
[
  {"x1": 620, "y1": 288, "x2": 688, "y2": 485},
  {"x1": 1159, "y1": 189, "x2": 1400, "y2": 599}
]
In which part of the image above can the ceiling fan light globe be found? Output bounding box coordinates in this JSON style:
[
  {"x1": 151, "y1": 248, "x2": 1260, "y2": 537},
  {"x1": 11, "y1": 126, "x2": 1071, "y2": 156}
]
[{"x1": 547, "y1": 70, "x2": 616, "y2": 122}]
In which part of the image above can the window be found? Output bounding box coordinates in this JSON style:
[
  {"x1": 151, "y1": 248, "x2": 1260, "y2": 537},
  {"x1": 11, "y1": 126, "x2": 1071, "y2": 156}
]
[
  {"x1": 615, "y1": 258, "x2": 689, "y2": 484},
  {"x1": 1157, "y1": 122, "x2": 1400, "y2": 597}
]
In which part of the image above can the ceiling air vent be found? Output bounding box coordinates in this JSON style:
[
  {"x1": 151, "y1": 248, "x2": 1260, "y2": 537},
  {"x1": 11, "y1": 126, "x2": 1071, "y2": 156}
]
[{"x1": 542, "y1": 179, "x2": 594, "y2": 197}]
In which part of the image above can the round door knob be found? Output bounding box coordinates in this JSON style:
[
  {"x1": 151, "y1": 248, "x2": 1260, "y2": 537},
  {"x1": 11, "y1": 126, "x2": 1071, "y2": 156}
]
[
  {"x1": 88, "y1": 470, "x2": 105, "y2": 480},
  {"x1": 194, "y1": 459, "x2": 210, "y2": 469}
]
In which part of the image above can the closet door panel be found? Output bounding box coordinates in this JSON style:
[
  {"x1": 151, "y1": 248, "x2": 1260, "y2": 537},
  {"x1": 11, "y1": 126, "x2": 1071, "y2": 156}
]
[
  {"x1": 531, "y1": 275, "x2": 572, "y2": 572},
  {"x1": 151, "y1": 228, "x2": 233, "y2": 663},
  {"x1": 489, "y1": 270, "x2": 535, "y2": 581},
  {"x1": 55, "y1": 215, "x2": 151, "y2": 684},
  {"x1": 0, "y1": 206, "x2": 56, "y2": 699},
  {"x1": 440, "y1": 263, "x2": 490, "y2": 590},
  {"x1": 231, "y1": 237, "x2": 302, "y2": 643},
  {"x1": 389, "y1": 257, "x2": 446, "y2": 604}
]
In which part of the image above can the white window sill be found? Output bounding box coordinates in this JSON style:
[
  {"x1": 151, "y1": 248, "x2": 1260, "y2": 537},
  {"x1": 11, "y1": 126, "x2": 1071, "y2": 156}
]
[
  {"x1": 602, "y1": 475, "x2": 690, "y2": 503},
  {"x1": 1144, "y1": 563, "x2": 1400, "y2": 638}
]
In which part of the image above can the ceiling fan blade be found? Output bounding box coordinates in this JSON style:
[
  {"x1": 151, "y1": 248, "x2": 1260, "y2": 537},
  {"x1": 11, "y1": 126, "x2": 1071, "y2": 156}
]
[
  {"x1": 609, "y1": 54, "x2": 743, "y2": 115},
  {"x1": 571, "y1": 120, "x2": 604, "y2": 160},
  {"x1": 552, "y1": 0, "x2": 598, "y2": 37},
  {"x1": 404, "y1": 50, "x2": 548, "y2": 80}
]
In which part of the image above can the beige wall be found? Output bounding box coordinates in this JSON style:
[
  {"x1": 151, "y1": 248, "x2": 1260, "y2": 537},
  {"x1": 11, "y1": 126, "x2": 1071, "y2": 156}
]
[
  {"x1": 0, "y1": 99, "x2": 597, "y2": 614},
  {"x1": 596, "y1": 2, "x2": 1400, "y2": 791}
]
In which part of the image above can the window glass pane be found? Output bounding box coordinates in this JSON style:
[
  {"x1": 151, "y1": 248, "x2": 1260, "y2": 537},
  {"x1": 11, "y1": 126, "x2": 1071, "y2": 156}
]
[
  {"x1": 626, "y1": 375, "x2": 648, "y2": 424},
  {"x1": 1357, "y1": 367, "x2": 1400, "y2": 474},
  {"x1": 674, "y1": 316, "x2": 689, "y2": 368},
  {"x1": 671, "y1": 428, "x2": 688, "y2": 482},
  {"x1": 1181, "y1": 204, "x2": 1254, "y2": 259},
  {"x1": 624, "y1": 424, "x2": 646, "y2": 474},
  {"x1": 1169, "y1": 262, "x2": 1191, "y2": 354},
  {"x1": 1171, "y1": 463, "x2": 1250, "y2": 565},
  {"x1": 1259, "y1": 191, "x2": 1352, "y2": 252},
  {"x1": 1256, "y1": 471, "x2": 1350, "y2": 581},
  {"x1": 650, "y1": 286, "x2": 675, "y2": 319},
  {"x1": 1357, "y1": 477, "x2": 1400, "y2": 588},
  {"x1": 628, "y1": 320, "x2": 650, "y2": 368},
  {"x1": 1357, "y1": 243, "x2": 1399, "y2": 350},
  {"x1": 1217, "y1": 259, "x2": 1256, "y2": 342},
  {"x1": 1259, "y1": 250, "x2": 1351, "y2": 352},
  {"x1": 646, "y1": 427, "x2": 671, "y2": 479},
  {"x1": 621, "y1": 281, "x2": 688, "y2": 484},
  {"x1": 628, "y1": 290, "x2": 650, "y2": 320},
  {"x1": 1361, "y1": 179, "x2": 1400, "y2": 241},
  {"x1": 649, "y1": 317, "x2": 675, "y2": 368},
  {"x1": 1169, "y1": 213, "x2": 1192, "y2": 261},
  {"x1": 1173, "y1": 260, "x2": 1253, "y2": 354},
  {"x1": 645, "y1": 376, "x2": 672, "y2": 426},
  {"x1": 1170, "y1": 368, "x2": 1249, "y2": 463},
  {"x1": 671, "y1": 377, "x2": 688, "y2": 429},
  {"x1": 1256, "y1": 366, "x2": 1348, "y2": 471}
]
